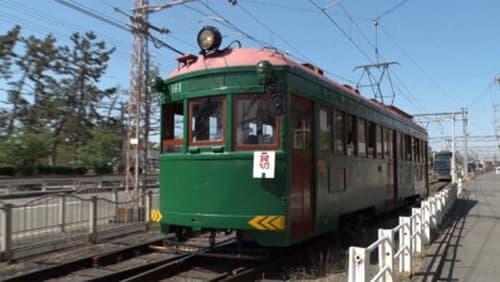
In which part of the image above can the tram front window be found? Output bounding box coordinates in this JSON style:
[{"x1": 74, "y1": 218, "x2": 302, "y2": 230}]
[
  {"x1": 162, "y1": 102, "x2": 184, "y2": 153},
  {"x1": 235, "y1": 94, "x2": 279, "y2": 150},
  {"x1": 189, "y1": 96, "x2": 225, "y2": 145}
]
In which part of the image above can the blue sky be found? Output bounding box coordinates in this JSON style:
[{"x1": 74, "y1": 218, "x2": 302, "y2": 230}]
[{"x1": 1, "y1": 0, "x2": 499, "y2": 155}]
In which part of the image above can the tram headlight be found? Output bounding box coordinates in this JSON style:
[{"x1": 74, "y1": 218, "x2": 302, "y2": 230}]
[
  {"x1": 197, "y1": 26, "x2": 222, "y2": 53},
  {"x1": 149, "y1": 76, "x2": 165, "y2": 94},
  {"x1": 256, "y1": 60, "x2": 274, "y2": 85}
]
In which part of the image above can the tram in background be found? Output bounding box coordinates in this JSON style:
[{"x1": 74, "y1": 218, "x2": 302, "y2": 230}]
[
  {"x1": 153, "y1": 26, "x2": 429, "y2": 247},
  {"x1": 433, "y1": 151, "x2": 452, "y2": 181}
]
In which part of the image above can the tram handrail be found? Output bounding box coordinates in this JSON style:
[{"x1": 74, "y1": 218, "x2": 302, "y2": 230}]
[{"x1": 348, "y1": 182, "x2": 458, "y2": 282}]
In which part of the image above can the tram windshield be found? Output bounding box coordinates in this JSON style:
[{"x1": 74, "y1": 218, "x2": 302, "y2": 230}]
[
  {"x1": 234, "y1": 94, "x2": 279, "y2": 149},
  {"x1": 434, "y1": 160, "x2": 450, "y2": 170},
  {"x1": 189, "y1": 96, "x2": 225, "y2": 145}
]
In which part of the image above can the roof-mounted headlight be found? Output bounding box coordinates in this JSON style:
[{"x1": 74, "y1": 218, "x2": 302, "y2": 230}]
[{"x1": 197, "y1": 26, "x2": 222, "y2": 54}]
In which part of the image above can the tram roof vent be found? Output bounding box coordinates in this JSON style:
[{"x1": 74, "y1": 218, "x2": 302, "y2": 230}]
[
  {"x1": 176, "y1": 54, "x2": 198, "y2": 68},
  {"x1": 384, "y1": 104, "x2": 413, "y2": 120},
  {"x1": 343, "y1": 84, "x2": 360, "y2": 95},
  {"x1": 301, "y1": 63, "x2": 324, "y2": 76}
]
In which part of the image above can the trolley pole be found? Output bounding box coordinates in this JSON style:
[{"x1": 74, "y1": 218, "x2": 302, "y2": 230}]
[{"x1": 451, "y1": 113, "x2": 457, "y2": 183}]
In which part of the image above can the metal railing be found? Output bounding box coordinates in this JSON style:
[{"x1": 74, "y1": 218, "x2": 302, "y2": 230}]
[
  {"x1": 0, "y1": 175, "x2": 159, "y2": 196},
  {"x1": 0, "y1": 189, "x2": 159, "y2": 261},
  {"x1": 348, "y1": 183, "x2": 458, "y2": 282}
]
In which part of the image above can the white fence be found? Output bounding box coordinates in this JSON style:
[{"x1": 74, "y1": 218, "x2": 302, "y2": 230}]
[
  {"x1": 0, "y1": 190, "x2": 159, "y2": 261},
  {"x1": 348, "y1": 184, "x2": 458, "y2": 282}
]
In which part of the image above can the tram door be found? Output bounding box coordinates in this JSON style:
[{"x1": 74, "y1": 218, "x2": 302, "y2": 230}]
[
  {"x1": 386, "y1": 129, "x2": 397, "y2": 206},
  {"x1": 291, "y1": 96, "x2": 314, "y2": 237},
  {"x1": 393, "y1": 131, "x2": 400, "y2": 204}
]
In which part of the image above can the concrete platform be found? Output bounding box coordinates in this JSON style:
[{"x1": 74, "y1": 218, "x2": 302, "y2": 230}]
[{"x1": 413, "y1": 172, "x2": 500, "y2": 282}]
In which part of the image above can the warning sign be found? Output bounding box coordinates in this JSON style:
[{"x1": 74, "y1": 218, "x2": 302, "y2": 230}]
[{"x1": 253, "y1": 151, "x2": 276, "y2": 179}]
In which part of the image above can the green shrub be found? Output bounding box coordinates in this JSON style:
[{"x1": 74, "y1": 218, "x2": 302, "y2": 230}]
[
  {"x1": 17, "y1": 165, "x2": 36, "y2": 176},
  {"x1": 37, "y1": 165, "x2": 88, "y2": 175},
  {"x1": 0, "y1": 166, "x2": 15, "y2": 176},
  {"x1": 74, "y1": 166, "x2": 88, "y2": 175},
  {"x1": 94, "y1": 165, "x2": 113, "y2": 175}
]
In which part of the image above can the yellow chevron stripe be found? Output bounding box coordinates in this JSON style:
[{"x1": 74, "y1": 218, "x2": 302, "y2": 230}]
[
  {"x1": 248, "y1": 215, "x2": 285, "y2": 231},
  {"x1": 261, "y1": 216, "x2": 276, "y2": 231},
  {"x1": 248, "y1": 215, "x2": 266, "y2": 230},
  {"x1": 270, "y1": 216, "x2": 285, "y2": 230},
  {"x1": 150, "y1": 209, "x2": 163, "y2": 222}
]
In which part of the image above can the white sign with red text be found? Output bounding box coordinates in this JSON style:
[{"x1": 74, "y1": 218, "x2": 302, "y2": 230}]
[{"x1": 253, "y1": 151, "x2": 276, "y2": 179}]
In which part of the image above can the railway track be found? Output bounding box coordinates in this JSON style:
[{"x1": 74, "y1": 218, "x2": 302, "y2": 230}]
[
  {"x1": 429, "y1": 179, "x2": 451, "y2": 194},
  {"x1": 3, "y1": 233, "x2": 254, "y2": 282}
]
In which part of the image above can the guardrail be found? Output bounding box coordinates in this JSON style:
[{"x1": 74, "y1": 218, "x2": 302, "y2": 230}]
[
  {"x1": 0, "y1": 189, "x2": 159, "y2": 261},
  {"x1": 0, "y1": 175, "x2": 159, "y2": 197},
  {"x1": 348, "y1": 183, "x2": 458, "y2": 282}
]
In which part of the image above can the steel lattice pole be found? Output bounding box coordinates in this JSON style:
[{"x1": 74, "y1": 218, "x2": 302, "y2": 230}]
[{"x1": 125, "y1": 0, "x2": 149, "y2": 202}]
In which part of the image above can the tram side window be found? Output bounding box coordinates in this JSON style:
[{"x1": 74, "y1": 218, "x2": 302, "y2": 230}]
[
  {"x1": 399, "y1": 132, "x2": 405, "y2": 160},
  {"x1": 387, "y1": 129, "x2": 394, "y2": 158},
  {"x1": 346, "y1": 114, "x2": 357, "y2": 156},
  {"x1": 411, "y1": 137, "x2": 417, "y2": 162},
  {"x1": 422, "y1": 141, "x2": 426, "y2": 163},
  {"x1": 367, "y1": 121, "x2": 376, "y2": 158},
  {"x1": 423, "y1": 141, "x2": 428, "y2": 163},
  {"x1": 189, "y1": 96, "x2": 225, "y2": 145},
  {"x1": 415, "y1": 139, "x2": 420, "y2": 162},
  {"x1": 235, "y1": 94, "x2": 278, "y2": 149},
  {"x1": 162, "y1": 102, "x2": 184, "y2": 153},
  {"x1": 405, "y1": 135, "x2": 412, "y2": 161},
  {"x1": 357, "y1": 118, "x2": 367, "y2": 157},
  {"x1": 383, "y1": 127, "x2": 389, "y2": 158},
  {"x1": 376, "y1": 125, "x2": 382, "y2": 158},
  {"x1": 334, "y1": 110, "x2": 345, "y2": 155},
  {"x1": 319, "y1": 107, "x2": 333, "y2": 153}
]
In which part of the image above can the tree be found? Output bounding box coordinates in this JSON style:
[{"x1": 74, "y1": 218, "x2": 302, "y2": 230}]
[
  {"x1": 0, "y1": 26, "x2": 123, "y2": 168},
  {"x1": 4, "y1": 32, "x2": 60, "y2": 134},
  {"x1": 77, "y1": 127, "x2": 121, "y2": 174},
  {"x1": 56, "y1": 32, "x2": 116, "y2": 140},
  {"x1": 43, "y1": 32, "x2": 117, "y2": 164},
  {"x1": 0, "y1": 25, "x2": 20, "y2": 80},
  {"x1": 0, "y1": 129, "x2": 53, "y2": 175}
]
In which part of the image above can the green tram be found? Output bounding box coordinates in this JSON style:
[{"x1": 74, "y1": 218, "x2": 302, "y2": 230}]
[{"x1": 154, "y1": 27, "x2": 428, "y2": 247}]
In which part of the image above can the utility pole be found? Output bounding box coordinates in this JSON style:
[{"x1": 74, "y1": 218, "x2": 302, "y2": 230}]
[
  {"x1": 462, "y1": 107, "x2": 468, "y2": 178},
  {"x1": 413, "y1": 110, "x2": 468, "y2": 183},
  {"x1": 124, "y1": 0, "x2": 195, "y2": 201},
  {"x1": 494, "y1": 75, "x2": 500, "y2": 161},
  {"x1": 125, "y1": 0, "x2": 149, "y2": 201},
  {"x1": 451, "y1": 113, "x2": 456, "y2": 183}
]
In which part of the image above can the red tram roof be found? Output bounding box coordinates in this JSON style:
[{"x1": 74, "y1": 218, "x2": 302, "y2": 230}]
[{"x1": 168, "y1": 48, "x2": 423, "y2": 131}]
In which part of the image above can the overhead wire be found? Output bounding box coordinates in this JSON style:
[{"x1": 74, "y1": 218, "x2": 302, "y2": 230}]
[
  {"x1": 53, "y1": 0, "x2": 132, "y2": 33},
  {"x1": 9, "y1": 0, "x2": 131, "y2": 50},
  {"x1": 241, "y1": 0, "x2": 320, "y2": 13},
  {"x1": 308, "y1": 0, "x2": 375, "y2": 64},
  {"x1": 375, "y1": 0, "x2": 410, "y2": 21},
  {"x1": 0, "y1": 1, "x2": 132, "y2": 60},
  {"x1": 468, "y1": 81, "x2": 495, "y2": 109},
  {"x1": 236, "y1": 3, "x2": 311, "y2": 61},
  {"x1": 337, "y1": 3, "x2": 376, "y2": 50},
  {"x1": 235, "y1": 2, "x2": 356, "y2": 84},
  {"x1": 196, "y1": 1, "x2": 271, "y2": 47},
  {"x1": 318, "y1": 1, "x2": 431, "y2": 114},
  {"x1": 53, "y1": 0, "x2": 185, "y2": 55},
  {"x1": 379, "y1": 25, "x2": 453, "y2": 101}
]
